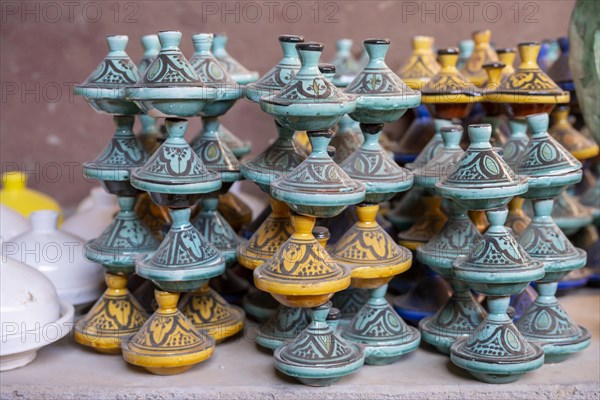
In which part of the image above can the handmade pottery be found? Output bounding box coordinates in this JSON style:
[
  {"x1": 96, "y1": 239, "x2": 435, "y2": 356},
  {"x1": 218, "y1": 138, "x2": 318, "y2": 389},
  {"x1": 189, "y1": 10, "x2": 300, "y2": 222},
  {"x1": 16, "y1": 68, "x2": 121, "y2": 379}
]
[
  {"x1": 548, "y1": 37, "x2": 575, "y2": 95},
  {"x1": 0, "y1": 252, "x2": 74, "y2": 371},
  {"x1": 386, "y1": 187, "x2": 425, "y2": 230},
  {"x1": 461, "y1": 30, "x2": 499, "y2": 87},
  {"x1": 456, "y1": 40, "x2": 474, "y2": 70},
  {"x1": 397, "y1": 36, "x2": 440, "y2": 90},
  {"x1": 212, "y1": 33, "x2": 259, "y2": 85},
  {"x1": 397, "y1": 195, "x2": 447, "y2": 250},
  {"x1": 1, "y1": 172, "x2": 62, "y2": 221},
  {"x1": 505, "y1": 197, "x2": 531, "y2": 239},
  {"x1": 436, "y1": 124, "x2": 528, "y2": 210},
  {"x1": 580, "y1": 176, "x2": 600, "y2": 224},
  {"x1": 138, "y1": 34, "x2": 160, "y2": 74},
  {"x1": 394, "y1": 106, "x2": 436, "y2": 163},
  {"x1": 5, "y1": 210, "x2": 104, "y2": 308},
  {"x1": 517, "y1": 113, "x2": 582, "y2": 199},
  {"x1": 136, "y1": 34, "x2": 163, "y2": 154},
  {"x1": 134, "y1": 192, "x2": 170, "y2": 240},
  {"x1": 517, "y1": 198, "x2": 590, "y2": 362},
  {"x1": 417, "y1": 202, "x2": 485, "y2": 354},
  {"x1": 121, "y1": 290, "x2": 215, "y2": 375},
  {"x1": 74, "y1": 35, "x2": 140, "y2": 115},
  {"x1": 551, "y1": 191, "x2": 593, "y2": 236},
  {"x1": 330, "y1": 115, "x2": 363, "y2": 163},
  {"x1": 125, "y1": 31, "x2": 217, "y2": 118},
  {"x1": 0, "y1": 205, "x2": 29, "y2": 240},
  {"x1": 217, "y1": 124, "x2": 252, "y2": 159},
  {"x1": 549, "y1": 105, "x2": 599, "y2": 160},
  {"x1": 405, "y1": 119, "x2": 454, "y2": 171},
  {"x1": 329, "y1": 39, "x2": 360, "y2": 87},
  {"x1": 62, "y1": 188, "x2": 117, "y2": 241},
  {"x1": 502, "y1": 119, "x2": 529, "y2": 170},
  {"x1": 450, "y1": 208, "x2": 545, "y2": 383},
  {"x1": 492, "y1": 42, "x2": 569, "y2": 117},
  {"x1": 496, "y1": 48, "x2": 516, "y2": 77},
  {"x1": 192, "y1": 117, "x2": 241, "y2": 183}
]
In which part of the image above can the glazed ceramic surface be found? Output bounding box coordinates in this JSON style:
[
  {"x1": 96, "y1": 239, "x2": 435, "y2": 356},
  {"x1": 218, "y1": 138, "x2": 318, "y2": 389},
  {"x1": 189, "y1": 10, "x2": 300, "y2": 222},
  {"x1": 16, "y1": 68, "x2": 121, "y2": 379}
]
[
  {"x1": 397, "y1": 195, "x2": 447, "y2": 250},
  {"x1": 456, "y1": 40, "x2": 474, "y2": 70},
  {"x1": 0, "y1": 205, "x2": 29, "y2": 240},
  {"x1": 138, "y1": 34, "x2": 160, "y2": 74},
  {"x1": 256, "y1": 305, "x2": 310, "y2": 350},
  {"x1": 192, "y1": 117, "x2": 241, "y2": 183},
  {"x1": 1, "y1": 172, "x2": 62, "y2": 221},
  {"x1": 549, "y1": 105, "x2": 599, "y2": 160},
  {"x1": 496, "y1": 48, "x2": 517, "y2": 78},
  {"x1": 329, "y1": 39, "x2": 360, "y2": 87},
  {"x1": 505, "y1": 197, "x2": 531, "y2": 239},
  {"x1": 406, "y1": 119, "x2": 454, "y2": 171},
  {"x1": 331, "y1": 115, "x2": 363, "y2": 163},
  {"x1": 397, "y1": 36, "x2": 440, "y2": 90},
  {"x1": 460, "y1": 30, "x2": 499, "y2": 87},
  {"x1": 394, "y1": 106, "x2": 436, "y2": 162},
  {"x1": 212, "y1": 33, "x2": 259, "y2": 85},
  {"x1": 502, "y1": 119, "x2": 529, "y2": 170},
  {"x1": 62, "y1": 188, "x2": 117, "y2": 241}
]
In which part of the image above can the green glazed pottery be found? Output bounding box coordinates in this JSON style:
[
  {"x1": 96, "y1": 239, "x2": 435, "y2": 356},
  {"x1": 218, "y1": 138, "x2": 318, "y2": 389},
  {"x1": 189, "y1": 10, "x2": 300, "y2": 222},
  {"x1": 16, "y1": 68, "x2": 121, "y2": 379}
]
[
  {"x1": 245, "y1": 35, "x2": 304, "y2": 103},
  {"x1": 406, "y1": 119, "x2": 454, "y2": 171},
  {"x1": 270, "y1": 130, "x2": 365, "y2": 218},
  {"x1": 217, "y1": 124, "x2": 251, "y2": 159},
  {"x1": 517, "y1": 113, "x2": 582, "y2": 199},
  {"x1": 260, "y1": 42, "x2": 357, "y2": 132},
  {"x1": 138, "y1": 34, "x2": 160, "y2": 74},
  {"x1": 192, "y1": 117, "x2": 241, "y2": 183},
  {"x1": 332, "y1": 288, "x2": 369, "y2": 325},
  {"x1": 212, "y1": 33, "x2": 259, "y2": 85},
  {"x1": 436, "y1": 124, "x2": 528, "y2": 210},
  {"x1": 329, "y1": 39, "x2": 360, "y2": 87},
  {"x1": 136, "y1": 35, "x2": 162, "y2": 155},
  {"x1": 256, "y1": 305, "x2": 311, "y2": 351},
  {"x1": 75, "y1": 35, "x2": 141, "y2": 115},
  {"x1": 502, "y1": 119, "x2": 529, "y2": 170},
  {"x1": 551, "y1": 191, "x2": 593, "y2": 236},
  {"x1": 331, "y1": 115, "x2": 363, "y2": 163},
  {"x1": 126, "y1": 31, "x2": 217, "y2": 118},
  {"x1": 273, "y1": 302, "x2": 365, "y2": 386},
  {"x1": 386, "y1": 186, "x2": 425, "y2": 230}
]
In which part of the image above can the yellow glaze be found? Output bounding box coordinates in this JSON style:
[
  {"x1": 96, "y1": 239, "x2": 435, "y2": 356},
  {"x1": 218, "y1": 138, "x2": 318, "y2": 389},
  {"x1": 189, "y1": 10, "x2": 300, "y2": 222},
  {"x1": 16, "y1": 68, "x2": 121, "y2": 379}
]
[
  {"x1": 74, "y1": 273, "x2": 148, "y2": 354},
  {"x1": 1, "y1": 172, "x2": 62, "y2": 223},
  {"x1": 398, "y1": 196, "x2": 447, "y2": 250},
  {"x1": 549, "y1": 106, "x2": 599, "y2": 160},
  {"x1": 497, "y1": 50, "x2": 516, "y2": 78},
  {"x1": 420, "y1": 52, "x2": 482, "y2": 104},
  {"x1": 505, "y1": 197, "x2": 531, "y2": 238},
  {"x1": 461, "y1": 30, "x2": 499, "y2": 87},
  {"x1": 397, "y1": 35, "x2": 440, "y2": 90}
]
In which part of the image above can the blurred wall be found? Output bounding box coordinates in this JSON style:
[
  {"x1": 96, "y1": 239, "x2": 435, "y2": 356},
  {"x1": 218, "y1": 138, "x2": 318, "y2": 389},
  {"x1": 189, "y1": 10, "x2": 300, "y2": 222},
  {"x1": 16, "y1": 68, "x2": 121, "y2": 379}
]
[{"x1": 0, "y1": 0, "x2": 576, "y2": 206}]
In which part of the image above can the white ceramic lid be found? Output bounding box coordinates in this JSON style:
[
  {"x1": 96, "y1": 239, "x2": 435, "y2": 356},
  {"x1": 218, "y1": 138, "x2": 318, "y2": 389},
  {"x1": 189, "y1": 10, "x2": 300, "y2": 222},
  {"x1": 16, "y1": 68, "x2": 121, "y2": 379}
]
[
  {"x1": 0, "y1": 205, "x2": 30, "y2": 240},
  {"x1": 62, "y1": 188, "x2": 117, "y2": 241}
]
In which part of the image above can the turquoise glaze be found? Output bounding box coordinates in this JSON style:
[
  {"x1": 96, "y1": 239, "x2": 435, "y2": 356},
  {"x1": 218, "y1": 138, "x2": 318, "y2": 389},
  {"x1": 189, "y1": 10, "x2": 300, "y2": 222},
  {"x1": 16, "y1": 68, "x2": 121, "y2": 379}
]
[
  {"x1": 456, "y1": 40, "x2": 475, "y2": 70},
  {"x1": 331, "y1": 115, "x2": 363, "y2": 163},
  {"x1": 125, "y1": 31, "x2": 217, "y2": 118},
  {"x1": 212, "y1": 33, "x2": 259, "y2": 85},
  {"x1": 502, "y1": 119, "x2": 529, "y2": 170},
  {"x1": 332, "y1": 288, "x2": 369, "y2": 326},
  {"x1": 135, "y1": 207, "x2": 225, "y2": 292},
  {"x1": 83, "y1": 116, "x2": 147, "y2": 182},
  {"x1": 75, "y1": 35, "x2": 141, "y2": 115},
  {"x1": 192, "y1": 117, "x2": 241, "y2": 183},
  {"x1": 270, "y1": 130, "x2": 365, "y2": 218},
  {"x1": 86, "y1": 196, "x2": 159, "y2": 274},
  {"x1": 342, "y1": 284, "x2": 420, "y2": 365},
  {"x1": 242, "y1": 287, "x2": 278, "y2": 322},
  {"x1": 413, "y1": 125, "x2": 464, "y2": 192},
  {"x1": 138, "y1": 34, "x2": 160, "y2": 74},
  {"x1": 192, "y1": 197, "x2": 243, "y2": 267},
  {"x1": 340, "y1": 123, "x2": 413, "y2": 203},
  {"x1": 385, "y1": 187, "x2": 425, "y2": 230},
  {"x1": 580, "y1": 177, "x2": 600, "y2": 224},
  {"x1": 260, "y1": 43, "x2": 357, "y2": 132},
  {"x1": 256, "y1": 305, "x2": 310, "y2": 350},
  {"x1": 241, "y1": 122, "x2": 306, "y2": 192},
  {"x1": 274, "y1": 302, "x2": 365, "y2": 386},
  {"x1": 551, "y1": 191, "x2": 593, "y2": 236},
  {"x1": 245, "y1": 35, "x2": 304, "y2": 103},
  {"x1": 329, "y1": 39, "x2": 360, "y2": 87},
  {"x1": 517, "y1": 113, "x2": 582, "y2": 199},
  {"x1": 436, "y1": 124, "x2": 528, "y2": 210},
  {"x1": 346, "y1": 39, "x2": 421, "y2": 123},
  {"x1": 217, "y1": 124, "x2": 251, "y2": 158},
  {"x1": 406, "y1": 119, "x2": 454, "y2": 171}
]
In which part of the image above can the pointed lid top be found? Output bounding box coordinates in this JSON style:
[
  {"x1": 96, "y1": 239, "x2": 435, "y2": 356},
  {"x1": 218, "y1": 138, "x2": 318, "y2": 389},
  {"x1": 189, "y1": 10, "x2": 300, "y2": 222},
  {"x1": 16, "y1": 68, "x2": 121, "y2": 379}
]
[
  {"x1": 244, "y1": 35, "x2": 305, "y2": 102},
  {"x1": 493, "y1": 42, "x2": 570, "y2": 104},
  {"x1": 130, "y1": 118, "x2": 222, "y2": 194},
  {"x1": 421, "y1": 48, "x2": 482, "y2": 104},
  {"x1": 502, "y1": 119, "x2": 529, "y2": 169},
  {"x1": 496, "y1": 48, "x2": 516, "y2": 78},
  {"x1": 192, "y1": 197, "x2": 241, "y2": 263},
  {"x1": 138, "y1": 34, "x2": 160, "y2": 74},
  {"x1": 413, "y1": 125, "x2": 464, "y2": 190},
  {"x1": 397, "y1": 35, "x2": 440, "y2": 90},
  {"x1": 329, "y1": 38, "x2": 360, "y2": 87},
  {"x1": 406, "y1": 118, "x2": 455, "y2": 170},
  {"x1": 461, "y1": 29, "x2": 499, "y2": 87},
  {"x1": 212, "y1": 33, "x2": 259, "y2": 84},
  {"x1": 549, "y1": 105, "x2": 599, "y2": 160},
  {"x1": 193, "y1": 117, "x2": 241, "y2": 183}
]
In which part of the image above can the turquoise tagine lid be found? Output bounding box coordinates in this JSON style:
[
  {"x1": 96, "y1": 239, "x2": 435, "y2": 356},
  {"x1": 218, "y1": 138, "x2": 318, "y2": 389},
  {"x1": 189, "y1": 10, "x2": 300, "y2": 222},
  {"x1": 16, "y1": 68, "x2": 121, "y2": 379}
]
[
  {"x1": 75, "y1": 35, "x2": 141, "y2": 115},
  {"x1": 212, "y1": 33, "x2": 259, "y2": 85},
  {"x1": 192, "y1": 117, "x2": 241, "y2": 183},
  {"x1": 245, "y1": 35, "x2": 304, "y2": 103},
  {"x1": 502, "y1": 119, "x2": 529, "y2": 170},
  {"x1": 329, "y1": 39, "x2": 360, "y2": 87},
  {"x1": 345, "y1": 39, "x2": 421, "y2": 123},
  {"x1": 138, "y1": 34, "x2": 160, "y2": 74},
  {"x1": 406, "y1": 119, "x2": 454, "y2": 171}
]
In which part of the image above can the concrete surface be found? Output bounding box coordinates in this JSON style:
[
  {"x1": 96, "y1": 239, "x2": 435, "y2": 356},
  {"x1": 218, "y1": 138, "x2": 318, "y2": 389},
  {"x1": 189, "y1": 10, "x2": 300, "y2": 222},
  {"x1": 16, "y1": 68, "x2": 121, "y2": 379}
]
[{"x1": 1, "y1": 290, "x2": 599, "y2": 400}]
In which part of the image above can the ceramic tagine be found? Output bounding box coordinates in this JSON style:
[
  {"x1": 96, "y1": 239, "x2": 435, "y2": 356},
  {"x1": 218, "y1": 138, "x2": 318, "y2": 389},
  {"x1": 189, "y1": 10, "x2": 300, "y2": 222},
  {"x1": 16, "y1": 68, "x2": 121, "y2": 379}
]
[
  {"x1": 0, "y1": 172, "x2": 62, "y2": 222},
  {"x1": 397, "y1": 35, "x2": 440, "y2": 90},
  {"x1": 394, "y1": 105, "x2": 436, "y2": 163},
  {"x1": 62, "y1": 186, "x2": 118, "y2": 241},
  {"x1": 5, "y1": 210, "x2": 104, "y2": 309},
  {"x1": 457, "y1": 39, "x2": 474, "y2": 70},
  {"x1": 450, "y1": 208, "x2": 545, "y2": 383},
  {"x1": 0, "y1": 248, "x2": 74, "y2": 371},
  {"x1": 211, "y1": 33, "x2": 259, "y2": 85},
  {"x1": 136, "y1": 34, "x2": 162, "y2": 154},
  {"x1": 329, "y1": 38, "x2": 360, "y2": 87},
  {"x1": 549, "y1": 105, "x2": 599, "y2": 161},
  {"x1": 0, "y1": 205, "x2": 29, "y2": 240},
  {"x1": 460, "y1": 29, "x2": 499, "y2": 87},
  {"x1": 502, "y1": 119, "x2": 529, "y2": 170}
]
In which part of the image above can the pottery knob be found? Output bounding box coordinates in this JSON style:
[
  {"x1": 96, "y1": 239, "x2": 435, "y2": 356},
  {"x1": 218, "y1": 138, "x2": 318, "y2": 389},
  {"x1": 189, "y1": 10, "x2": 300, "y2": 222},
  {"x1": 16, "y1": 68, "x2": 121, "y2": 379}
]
[
  {"x1": 356, "y1": 204, "x2": 378, "y2": 224},
  {"x1": 169, "y1": 207, "x2": 192, "y2": 228},
  {"x1": 434, "y1": 118, "x2": 454, "y2": 132},
  {"x1": 440, "y1": 125, "x2": 463, "y2": 148},
  {"x1": 467, "y1": 123, "x2": 492, "y2": 145},
  {"x1": 201, "y1": 197, "x2": 219, "y2": 212},
  {"x1": 483, "y1": 62, "x2": 506, "y2": 89},
  {"x1": 269, "y1": 198, "x2": 291, "y2": 217},
  {"x1": 537, "y1": 281, "x2": 558, "y2": 296},
  {"x1": 105, "y1": 272, "x2": 128, "y2": 290},
  {"x1": 164, "y1": 117, "x2": 189, "y2": 138},
  {"x1": 106, "y1": 35, "x2": 128, "y2": 53},
  {"x1": 458, "y1": 40, "x2": 474, "y2": 56},
  {"x1": 318, "y1": 63, "x2": 336, "y2": 81},
  {"x1": 212, "y1": 33, "x2": 227, "y2": 51},
  {"x1": 117, "y1": 195, "x2": 136, "y2": 211},
  {"x1": 192, "y1": 33, "x2": 214, "y2": 52},
  {"x1": 497, "y1": 48, "x2": 516, "y2": 68},
  {"x1": 291, "y1": 213, "x2": 316, "y2": 235},
  {"x1": 412, "y1": 36, "x2": 434, "y2": 52},
  {"x1": 30, "y1": 210, "x2": 59, "y2": 232},
  {"x1": 437, "y1": 48, "x2": 460, "y2": 69},
  {"x1": 526, "y1": 113, "x2": 549, "y2": 135},
  {"x1": 486, "y1": 295, "x2": 510, "y2": 314},
  {"x1": 158, "y1": 30, "x2": 182, "y2": 49},
  {"x1": 310, "y1": 301, "x2": 332, "y2": 322},
  {"x1": 364, "y1": 38, "x2": 391, "y2": 62},
  {"x1": 447, "y1": 200, "x2": 468, "y2": 216},
  {"x1": 532, "y1": 198, "x2": 554, "y2": 218},
  {"x1": 336, "y1": 38, "x2": 353, "y2": 53},
  {"x1": 508, "y1": 119, "x2": 527, "y2": 137},
  {"x1": 472, "y1": 29, "x2": 491, "y2": 46},
  {"x1": 517, "y1": 42, "x2": 541, "y2": 67},
  {"x1": 507, "y1": 196, "x2": 525, "y2": 211},
  {"x1": 312, "y1": 226, "x2": 330, "y2": 247},
  {"x1": 141, "y1": 34, "x2": 160, "y2": 54},
  {"x1": 114, "y1": 115, "x2": 135, "y2": 132},
  {"x1": 296, "y1": 42, "x2": 324, "y2": 68},
  {"x1": 2, "y1": 171, "x2": 27, "y2": 191},
  {"x1": 307, "y1": 130, "x2": 333, "y2": 152},
  {"x1": 370, "y1": 284, "x2": 388, "y2": 299},
  {"x1": 279, "y1": 35, "x2": 304, "y2": 57},
  {"x1": 154, "y1": 290, "x2": 180, "y2": 311},
  {"x1": 485, "y1": 207, "x2": 509, "y2": 227},
  {"x1": 551, "y1": 105, "x2": 569, "y2": 124},
  {"x1": 557, "y1": 37, "x2": 569, "y2": 54}
]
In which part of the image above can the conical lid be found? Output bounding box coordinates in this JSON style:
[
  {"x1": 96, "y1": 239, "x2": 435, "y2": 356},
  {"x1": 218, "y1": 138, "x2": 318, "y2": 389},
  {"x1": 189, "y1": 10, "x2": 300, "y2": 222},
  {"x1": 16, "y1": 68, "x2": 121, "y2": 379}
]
[
  {"x1": 417, "y1": 202, "x2": 481, "y2": 271},
  {"x1": 340, "y1": 123, "x2": 413, "y2": 202},
  {"x1": 406, "y1": 118, "x2": 454, "y2": 170},
  {"x1": 453, "y1": 208, "x2": 544, "y2": 288},
  {"x1": 331, "y1": 115, "x2": 363, "y2": 163},
  {"x1": 192, "y1": 117, "x2": 241, "y2": 183},
  {"x1": 549, "y1": 105, "x2": 599, "y2": 160},
  {"x1": 244, "y1": 35, "x2": 304, "y2": 102},
  {"x1": 397, "y1": 195, "x2": 447, "y2": 250},
  {"x1": 345, "y1": 39, "x2": 420, "y2": 123},
  {"x1": 138, "y1": 34, "x2": 160, "y2": 74},
  {"x1": 257, "y1": 305, "x2": 310, "y2": 349},
  {"x1": 421, "y1": 48, "x2": 482, "y2": 104},
  {"x1": 493, "y1": 42, "x2": 569, "y2": 104},
  {"x1": 331, "y1": 204, "x2": 412, "y2": 279},
  {"x1": 191, "y1": 197, "x2": 243, "y2": 266},
  {"x1": 505, "y1": 197, "x2": 531, "y2": 239},
  {"x1": 211, "y1": 33, "x2": 259, "y2": 85},
  {"x1": 86, "y1": 196, "x2": 159, "y2": 273},
  {"x1": 413, "y1": 125, "x2": 464, "y2": 190},
  {"x1": 496, "y1": 48, "x2": 516, "y2": 78},
  {"x1": 84, "y1": 116, "x2": 148, "y2": 182},
  {"x1": 460, "y1": 30, "x2": 499, "y2": 87},
  {"x1": 135, "y1": 207, "x2": 225, "y2": 290},
  {"x1": 329, "y1": 38, "x2": 360, "y2": 87},
  {"x1": 254, "y1": 214, "x2": 350, "y2": 298},
  {"x1": 386, "y1": 187, "x2": 425, "y2": 230},
  {"x1": 548, "y1": 37, "x2": 574, "y2": 90},
  {"x1": 519, "y1": 199, "x2": 586, "y2": 277},
  {"x1": 548, "y1": 191, "x2": 592, "y2": 233},
  {"x1": 397, "y1": 36, "x2": 440, "y2": 90},
  {"x1": 241, "y1": 121, "x2": 307, "y2": 190},
  {"x1": 131, "y1": 118, "x2": 221, "y2": 194},
  {"x1": 502, "y1": 119, "x2": 529, "y2": 170}
]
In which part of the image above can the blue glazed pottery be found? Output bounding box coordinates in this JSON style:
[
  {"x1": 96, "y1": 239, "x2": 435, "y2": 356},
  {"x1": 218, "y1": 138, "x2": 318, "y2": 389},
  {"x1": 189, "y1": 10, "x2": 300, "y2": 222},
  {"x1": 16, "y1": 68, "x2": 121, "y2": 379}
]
[
  {"x1": 330, "y1": 115, "x2": 363, "y2": 163},
  {"x1": 256, "y1": 305, "x2": 310, "y2": 350},
  {"x1": 211, "y1": 33, "x2": 259, "y2": 85},
  {"x1": 192, "y1": 117, "x2": 241, "y2": 183},
  {"x1": 502, "y1": 119, "x2": 529, "y2": 170},
  {"x1": 75, "y1": 35, "x2": 141, "y2": 115},
  {"x1": 329, "y1": 39, "x2": 360, "y2": 87},
  {"x1": 138, "y1": 34, "x2": 160, "y2": 74},
  {"x1": 406, "y1": 119, "x2": 454, "y2": 171}
]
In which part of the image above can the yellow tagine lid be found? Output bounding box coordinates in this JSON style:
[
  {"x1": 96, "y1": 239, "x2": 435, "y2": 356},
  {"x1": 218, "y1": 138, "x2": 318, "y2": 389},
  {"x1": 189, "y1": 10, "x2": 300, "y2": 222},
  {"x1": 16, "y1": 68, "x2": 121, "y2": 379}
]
[
  {"x1": 549, "y1": 105, "x2": 599, "y2": 160},
  {"x1": 397, "y1": 35, "x2": 440, "y2": 90},
  {"x1": 461, "y1": 30, "x2": 499, "y2": 87}
]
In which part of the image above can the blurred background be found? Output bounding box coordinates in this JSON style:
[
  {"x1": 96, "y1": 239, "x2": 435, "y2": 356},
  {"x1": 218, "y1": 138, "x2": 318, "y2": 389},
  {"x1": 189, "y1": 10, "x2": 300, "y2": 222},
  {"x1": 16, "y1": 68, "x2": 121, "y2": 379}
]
[{"x1": 0, "y1": 0, "x2": 577, "y2": 207}]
